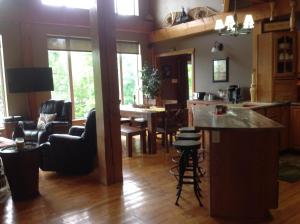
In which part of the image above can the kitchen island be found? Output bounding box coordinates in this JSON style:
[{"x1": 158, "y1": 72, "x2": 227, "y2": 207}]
[{"x1": 194, "y1": 106, "x2": 283, "y2": 220}]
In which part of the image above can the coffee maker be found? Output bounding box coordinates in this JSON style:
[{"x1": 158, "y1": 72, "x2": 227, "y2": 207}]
[{"x1": 227, "y1": 85, "x2": 241, "y2": 103}]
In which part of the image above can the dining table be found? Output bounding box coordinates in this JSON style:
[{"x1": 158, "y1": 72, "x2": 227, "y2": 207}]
[{"x1": 120, "y1": 105, "x2": 165, "y2": 154}]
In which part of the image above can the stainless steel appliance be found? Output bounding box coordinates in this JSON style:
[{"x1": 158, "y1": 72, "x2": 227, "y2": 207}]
[
  {"x1": 194, "y1": 92, "x2": 206, "y2": 100},
  {"x1": 227, "y1": 85, "x2": 241, "y2": 103}
]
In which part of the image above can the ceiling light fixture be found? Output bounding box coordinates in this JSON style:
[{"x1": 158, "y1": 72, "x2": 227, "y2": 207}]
[
  {"x1": 211, "y1": 41, "x2": 223, "y2": 53},
  {"x1": 214, "y1": 0, "x2": 254, "y2": 36}
]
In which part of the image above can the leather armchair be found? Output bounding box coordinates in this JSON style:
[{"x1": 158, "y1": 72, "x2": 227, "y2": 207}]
[
  {"x1": 22, "y1": 100, "x2": 72, "y2": 144},
  {"x1": 39, "y1": 109, "x2": 97, "y2": 174}
]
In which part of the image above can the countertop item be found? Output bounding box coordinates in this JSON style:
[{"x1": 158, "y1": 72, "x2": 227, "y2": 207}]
[{"x1": 193, "y1": 105, "x2": 283, "y2": 129}]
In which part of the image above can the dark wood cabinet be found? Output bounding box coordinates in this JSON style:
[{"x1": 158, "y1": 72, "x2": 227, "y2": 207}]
[
  {"x1": 253, "y1": 105, "x2": 289, "y2": 151},
  {"x1": 290, "y1": 105, "x2": 300, "y2": 150}
]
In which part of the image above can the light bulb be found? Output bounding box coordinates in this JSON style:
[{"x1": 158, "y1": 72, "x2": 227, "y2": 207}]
[
  {"x1": 225, "y1": 15, "x2": 235, "y2": 31},
  {"x1": 215, "y1": 19, "x2": 225, "y2": 30},
  {"x1": 243, "y1": 15, "x2": 254, "y2": 29}
]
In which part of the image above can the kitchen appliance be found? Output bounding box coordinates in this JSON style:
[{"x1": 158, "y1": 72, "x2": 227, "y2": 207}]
[
  {"x1": 203, "y1": 93, "x2": 215, "y2": 101},
  {"x1": 194, "y1": 92, "x2": 206, "y2": 100},
  {"x1": 227, "y1": 85, "x2": 241, "y2": 103}
]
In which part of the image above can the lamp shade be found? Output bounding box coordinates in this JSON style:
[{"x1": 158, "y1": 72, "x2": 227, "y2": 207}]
[
  {"x1": 225, "y1": 15, "x2": 235, "y2": 30},
  {"x1": 215, "y1": 19, "x2": 225, "y2": 30},
  {"x1": 243, "y1": 14, "x2": 254, "y2": 29}
]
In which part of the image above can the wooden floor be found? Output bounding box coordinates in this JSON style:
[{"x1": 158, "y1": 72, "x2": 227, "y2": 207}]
[{"x1": 1, "y1": 137, "x2": 300, "y2": 224}]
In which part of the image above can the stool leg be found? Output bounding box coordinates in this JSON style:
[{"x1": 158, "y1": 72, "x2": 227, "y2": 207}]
[
  {"x1": 161, "y1": 133, "x2": 166, "y2": 147},
  {"x1": 175, "y1": 151, "x2": 188, "y2": 206},
  {"x1": 141, "y1": 131, "x2": 146, "y2": 154},
  {"x1": 192, "y1": 150, "x2": 203, "y2": 206},
  {"x1": 127, "y1": 134, "x2": 133, "y2": 157}
]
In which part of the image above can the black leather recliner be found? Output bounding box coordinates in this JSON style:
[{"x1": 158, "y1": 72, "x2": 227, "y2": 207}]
[
  {"x1": 39, "y1": 109, "x2": 97, "y2": 174},
  {"x1": 22, "y1": 100, "x2": 72, "y2": 144}
]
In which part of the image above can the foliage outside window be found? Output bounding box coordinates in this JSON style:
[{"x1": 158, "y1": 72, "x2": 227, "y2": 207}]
[
  {"x1": 114, "y1": 0, "x2": 139, "y2": 16},
  {"x1": 48, "y1": 37, "x2": 95, "y2": 119},
  {"x1": 187, "y1": 61, "x2": 193, "y2": 99},
  {"x1": 0, "y1": 35, "x2": 8, "y2": 127},
  {"x1": 117, "y1": 41, "x2": 142, "y2": 105}
]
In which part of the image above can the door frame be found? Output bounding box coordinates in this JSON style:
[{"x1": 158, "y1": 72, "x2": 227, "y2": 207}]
[{"x1": 155, "y1": 48, "x2": 195, "y2": 94}]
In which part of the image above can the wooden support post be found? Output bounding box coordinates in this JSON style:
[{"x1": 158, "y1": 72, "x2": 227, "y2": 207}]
[
  {"x1": 270, "y1": 1, "x2": 275, "y2": 21},
  {"x1": 90, "y1": 0, "x2": 123, "y2": 185},
  {"x1": 223, "y1": 0, "x2": 230, "y2": 12},
  {"x1": 290, "y1": 0, "x2": 296, "y2": 32}
]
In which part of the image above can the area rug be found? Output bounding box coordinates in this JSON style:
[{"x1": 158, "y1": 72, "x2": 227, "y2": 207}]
[{"x1": 279, "y1": 153, "x2": 300, "y2": 183}]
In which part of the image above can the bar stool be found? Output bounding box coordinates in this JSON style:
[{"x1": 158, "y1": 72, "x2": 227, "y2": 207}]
[
  {"x1": 173, "y1": 140, "x2": 203, "y2": 206},
  {"x1": 176, "y1": 133, "x2": 201, "y2": 141},
  {"x1": 178, "y1": 127, "x2": 198, "y2": 133},
  {"x1": 172, "y1": 132, "x2": 205, "y2": 177}
]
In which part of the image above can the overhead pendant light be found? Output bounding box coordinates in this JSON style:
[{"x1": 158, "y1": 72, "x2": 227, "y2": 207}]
[{"x1": 215, "y1": 0, "x2": 254, "y2": 36}]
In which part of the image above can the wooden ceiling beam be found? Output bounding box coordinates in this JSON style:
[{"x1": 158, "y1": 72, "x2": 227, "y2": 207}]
[
  {"x1": 223, "y1": 0, "x2": 230, "y2": 12},
  {"x1": 150, "y1": 0, "x2": 296, "y2": 43}
]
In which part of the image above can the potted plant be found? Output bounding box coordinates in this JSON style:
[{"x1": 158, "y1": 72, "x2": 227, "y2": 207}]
[{"x1": 141, "y1": 63, "x2": 160, "y2": 105}]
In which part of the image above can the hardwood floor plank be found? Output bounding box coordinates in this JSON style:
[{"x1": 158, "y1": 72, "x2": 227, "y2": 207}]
[{"x1": 1, "y1": 139, "x2": 300, "y2": 223}]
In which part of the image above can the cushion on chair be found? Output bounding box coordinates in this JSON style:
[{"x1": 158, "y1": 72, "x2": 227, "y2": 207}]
[{"x1": 37, "y1": 113, "x2": 57, "y2": 130}]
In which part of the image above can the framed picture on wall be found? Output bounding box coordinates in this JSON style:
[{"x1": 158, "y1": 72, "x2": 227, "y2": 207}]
[{"x1": 213, "y1": 58, "x2": 229, "y2": 82}]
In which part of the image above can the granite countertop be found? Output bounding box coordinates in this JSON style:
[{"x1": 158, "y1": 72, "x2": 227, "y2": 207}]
[
  {"x1": 291, "y1": 102, "x2": 300, "y2": 106},
  {"x1": 188, "y1": 100, "x2": 289, "y2": 109},
  {"x1": 193, "y1": 105, "x2": 283, "y2": 130}
]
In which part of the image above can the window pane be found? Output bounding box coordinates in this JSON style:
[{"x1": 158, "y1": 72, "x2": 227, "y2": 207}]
[
  {"x1": 71, "y1": 52, "x2": 95, "y2": 118},
  {"x1": 121, "y1": 54, "x2": 140, "y2": 105},
  {"x1": 48, "y1": 50, "x2": 71, "y2": 101},
  {"x1": 187, "y1": 62, "x2": 193, "y2": 100},
  {"x1": 115, "y1": 0, "x2": 139, "y2": 16},
  {"x1": 0, "y1": 35, "x2": 7, "y2": 127}
]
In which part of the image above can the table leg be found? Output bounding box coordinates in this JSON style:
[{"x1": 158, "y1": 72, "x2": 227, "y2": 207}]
[{"x1": 147, "y1": 114, "x2": 157, "y2": 154}]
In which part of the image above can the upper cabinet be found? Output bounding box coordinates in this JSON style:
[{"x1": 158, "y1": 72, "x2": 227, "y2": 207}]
[
  {"x1": 257, "y1": 32, "x2": 297, "y2": 102},
  {"x1": 274, "y1": 33, "x2": 296, "y2": 78}
]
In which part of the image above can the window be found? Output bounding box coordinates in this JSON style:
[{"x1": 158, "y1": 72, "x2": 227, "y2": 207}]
[
  {"x1": 41, "y1": 0, "x2": 93, "y2": 9},
  {"x1": 116, "y1": 41, "x2": 142, "y2": 105},
  {"x1": 0, "y1": 35, "x2": 8, "y2": 127},
  {"x1": 48, "y1": 37, "x2": 95, "y2": 119},
  {"x1": 187, "y1": 61, "x2": 193, "y2": 99},
  {"x1": 114, "y1": 0, "x2": 139, "y2": 16}
]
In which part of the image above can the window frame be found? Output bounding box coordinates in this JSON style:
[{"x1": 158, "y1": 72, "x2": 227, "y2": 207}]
[
  {"x1": 117, "y1": 50, "x2": 142, "y2": 105},
  {"x1": 0, "y1": 36, "x2": 8, "y2": 126},
  {"x1": 47, "y1": 37, "x2": 94, "y2": 119},
  {"x1": 114, "y1": 0, "x2": 139, "y2": 16}
]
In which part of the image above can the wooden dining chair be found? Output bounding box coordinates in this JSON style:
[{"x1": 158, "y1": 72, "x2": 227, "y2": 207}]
[{"x1": 156, "y1": 104, "x2": 188, "y2": 153}]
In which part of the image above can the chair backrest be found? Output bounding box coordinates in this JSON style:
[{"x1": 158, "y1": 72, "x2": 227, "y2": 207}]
[
  {"x1": 164, "y1": 104, "x2": 188, "y2": 128},
  {"x1": 82, "y1": 109, "x2": 97, "y2": 151},
  {"x1": 39, "y1": 100, "x2": 72, "y2": 123}
]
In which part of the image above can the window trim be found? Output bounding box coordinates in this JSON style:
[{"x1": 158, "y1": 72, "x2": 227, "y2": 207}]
[
  {"x1": 117, "y1": 51, "x2": 142, "y2": 105},
  {"x1": 0, "y1": 36, "x2": 8, "y2": 125},
  {"x1": 48, "y1": 36, "x2": 94, "y2": 119}
]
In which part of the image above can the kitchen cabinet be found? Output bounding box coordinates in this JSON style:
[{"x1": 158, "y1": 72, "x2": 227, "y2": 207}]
[
  {"x1": 290, "y1": 105, "x2": 300, "y2": 150},
  {"x1": 257, "y1": 32, "x2": 297, "y2": 102},
  {"x1": 253, "y1": 105, "x2": 289, "y2": 151}
]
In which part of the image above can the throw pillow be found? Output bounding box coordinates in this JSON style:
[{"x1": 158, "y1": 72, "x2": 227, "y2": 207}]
[{"x1": 37, "y1": 113, "x2": 57, "y2": 130}]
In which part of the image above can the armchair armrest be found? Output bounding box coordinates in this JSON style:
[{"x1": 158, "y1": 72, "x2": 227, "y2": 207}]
[
  {"x1": 21, "y1": 121, "x2": 37, "y2": 130},
  {"x1": 68, "y1": 126, "x2": 85, "y2": 136},
  {"x1": 45, "y1": 121, "x2": 70, "y2": 134},
  {"x1": 49, "y1": 134, "x2": 83, "y2": 148}
]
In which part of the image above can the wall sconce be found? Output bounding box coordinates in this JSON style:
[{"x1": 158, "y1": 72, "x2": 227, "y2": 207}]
[{"x1": 211, "y1": 41, "x2": 224, "y2": 53}]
